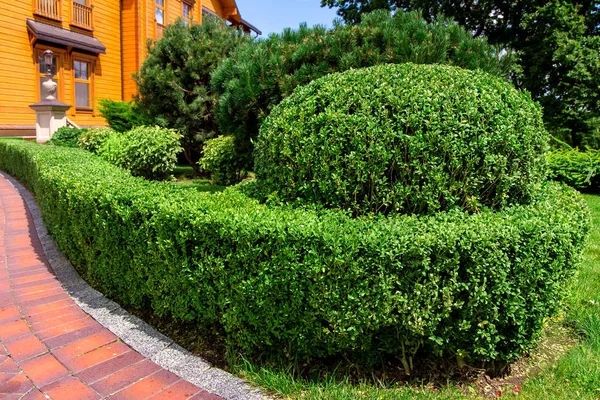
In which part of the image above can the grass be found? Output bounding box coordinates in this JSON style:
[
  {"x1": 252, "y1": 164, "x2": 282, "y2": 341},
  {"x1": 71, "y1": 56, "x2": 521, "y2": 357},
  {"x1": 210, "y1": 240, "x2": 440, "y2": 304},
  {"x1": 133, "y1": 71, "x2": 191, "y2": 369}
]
[
  {"x1": 170, "y1": 164, "x2": 225, "y2": 193},
  {"x1": 228, "y1": 195, "x2": 600, "y2": 399}
]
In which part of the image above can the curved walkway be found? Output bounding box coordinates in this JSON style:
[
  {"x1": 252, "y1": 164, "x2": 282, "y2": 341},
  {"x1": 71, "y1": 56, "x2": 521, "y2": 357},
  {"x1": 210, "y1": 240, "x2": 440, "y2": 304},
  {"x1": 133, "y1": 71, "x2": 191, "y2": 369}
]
[{"x1": 0, "y1": 173, "x2": 262, "y2": 400}]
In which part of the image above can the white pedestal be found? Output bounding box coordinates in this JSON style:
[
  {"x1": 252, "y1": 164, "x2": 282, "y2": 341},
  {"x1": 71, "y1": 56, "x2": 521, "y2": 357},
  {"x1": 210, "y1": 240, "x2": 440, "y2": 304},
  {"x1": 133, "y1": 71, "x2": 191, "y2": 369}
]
[{"x1": 29, "y1": 100, "x2": 72, "y2": 144}]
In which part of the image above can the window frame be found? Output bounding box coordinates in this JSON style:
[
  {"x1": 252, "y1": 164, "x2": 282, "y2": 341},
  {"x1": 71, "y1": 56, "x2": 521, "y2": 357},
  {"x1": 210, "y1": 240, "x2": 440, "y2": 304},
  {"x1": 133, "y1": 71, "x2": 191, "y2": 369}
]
[
  {"x1": 182, "y1": 1, "x2": 192, "y2": 26},
  {"x1": 155, "y1": 0, "x2": 166, "y2": 38},
  {"x1": 71, "y1": 54, "x2": 95, "y2": 112}
]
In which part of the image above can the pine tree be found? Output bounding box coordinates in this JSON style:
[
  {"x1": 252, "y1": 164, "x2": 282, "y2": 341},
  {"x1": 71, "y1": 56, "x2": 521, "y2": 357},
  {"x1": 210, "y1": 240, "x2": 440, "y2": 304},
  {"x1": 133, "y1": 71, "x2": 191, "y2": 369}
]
[{"x1": 135, "y1": 16, "x2": 251, "y2": 173}]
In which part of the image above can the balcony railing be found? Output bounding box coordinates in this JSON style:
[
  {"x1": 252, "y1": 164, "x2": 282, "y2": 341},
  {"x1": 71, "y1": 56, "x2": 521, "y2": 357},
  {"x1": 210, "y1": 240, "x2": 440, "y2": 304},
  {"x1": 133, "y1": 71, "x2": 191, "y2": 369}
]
[
  {"x1": 71, "y1": 2, "x2": 93, "y2": 30},
  {"x1": 33, "y1": 0, "x2": 61, "y2": 21}
]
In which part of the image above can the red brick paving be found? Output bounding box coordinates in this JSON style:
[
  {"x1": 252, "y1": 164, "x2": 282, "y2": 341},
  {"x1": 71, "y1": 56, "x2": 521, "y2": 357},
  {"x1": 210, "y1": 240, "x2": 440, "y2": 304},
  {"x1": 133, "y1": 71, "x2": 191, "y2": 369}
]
[{"x1": 0, "y1": 174, "x2": 220, "y2": 399}]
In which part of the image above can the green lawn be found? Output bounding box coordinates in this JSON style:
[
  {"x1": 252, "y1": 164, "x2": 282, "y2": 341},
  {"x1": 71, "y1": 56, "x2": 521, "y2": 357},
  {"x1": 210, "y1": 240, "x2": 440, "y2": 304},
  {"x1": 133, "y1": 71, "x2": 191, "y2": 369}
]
[{"x1": 232, "y1": 195, "x2": 600, "y2": 399}]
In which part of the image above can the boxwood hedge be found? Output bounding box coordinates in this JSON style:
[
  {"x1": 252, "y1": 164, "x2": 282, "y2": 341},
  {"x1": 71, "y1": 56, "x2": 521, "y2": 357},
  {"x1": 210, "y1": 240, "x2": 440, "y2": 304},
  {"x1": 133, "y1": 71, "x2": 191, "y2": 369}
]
[
  {"x1": 255, "y1": 64, "x2": 548, "y2": 216},
  {"x1": 0, "y1": 139, "x2": 589, "y2": 369}
]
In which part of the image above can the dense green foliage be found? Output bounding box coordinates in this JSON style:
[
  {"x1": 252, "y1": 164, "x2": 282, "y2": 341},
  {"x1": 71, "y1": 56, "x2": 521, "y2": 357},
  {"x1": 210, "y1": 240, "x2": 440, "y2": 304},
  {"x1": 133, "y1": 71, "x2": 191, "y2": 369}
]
[
  {"x1": 320, "y1": 0, "x2": 599, "y2": 40},
  {"x1": 321, "y1": 0, "x2": 600, "y2": 149},
  {"x1": 519, "y1": 1, "x2": 600, "y2": 148},
  {"x1": 256, "y1": 64, "x2": 548, "y2": 216},
  {"x1": 0, "y1": 139, "x2": 589, "y2": 369},
  {"x1": 547, "y1": 147, "x2": 600, "y2": 190},
  {"x1": 98, "y1": 99, "x2": 150, "y2": 133},
  {"x1": 212, "y1": 10, "x2": 513, "y2": 169},
  {"x1": 135, "y1": 17, "x2": 251, "y2": 172},
  {"x1": 198, "y1": 136, "x2": 246, "y2": 186},
  {"x1": 47, "y1": 126, "x2": 87, "y2": 148},
  {"x1": 97, "y1": 126, "x2": 182, "y2": 180},
  {"x1": 77, "y1": 127, "x2": 116, "y2": 154}
]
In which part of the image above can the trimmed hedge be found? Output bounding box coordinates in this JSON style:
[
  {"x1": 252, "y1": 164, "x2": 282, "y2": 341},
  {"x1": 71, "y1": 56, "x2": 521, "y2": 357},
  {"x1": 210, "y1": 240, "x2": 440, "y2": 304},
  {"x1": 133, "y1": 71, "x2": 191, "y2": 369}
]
[
  {"x1": 256, "y1": 64, "x2": 548, "y2": 216},
  {"x1": 0, "y1": 139, "x2": 589, "y2": 368},
  {"x1": 212, "y1": 10, "x2": 514, "y2": 170}
]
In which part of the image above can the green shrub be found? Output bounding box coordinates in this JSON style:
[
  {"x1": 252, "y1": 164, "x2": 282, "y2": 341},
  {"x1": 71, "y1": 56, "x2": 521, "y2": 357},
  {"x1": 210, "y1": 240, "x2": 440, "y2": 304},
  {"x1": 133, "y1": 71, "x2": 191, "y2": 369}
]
[
  {"x1": 255, "y1": 64, "x2": 548, "y2": 216},
  {"x1": 198, "y1": 136, "x2": 246, "y2": 185},
  {"x1": 135, "y1": 17, "x2": 251, "y2": 173},
  {"x1": 98, "y1": 126, "x2": 182, "y2": 180},
  {"x1": 98, "y1": 99, "x2": 150, "y2": 133},
  {"x1": 77, "y1": 127, "x2": 116, "y2": 154},
  {"x1": 0, "y1": 139, "x2": 589, "y2": 369},
  {"x1": 212, "y1": 10, "x2": 515, "y2": 170},
  {"x1": 47, "y1": 126, "x2": 87, "y2": 148},
  {"x1": 547, "y1": 148, "x2": 600, "y2": 190}
]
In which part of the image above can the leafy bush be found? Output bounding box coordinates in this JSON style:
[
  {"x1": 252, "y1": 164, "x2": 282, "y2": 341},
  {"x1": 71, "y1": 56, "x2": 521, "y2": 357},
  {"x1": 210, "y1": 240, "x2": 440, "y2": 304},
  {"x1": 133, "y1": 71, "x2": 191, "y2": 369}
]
[
  {"x1": 198, "y1": 136, "x2": 246, "y2": 185},
  {"x1": 0, "y1": 139, "x2": 589, "y2": 369},
  {"x1": 212, "y1": 10, "x2": 515, "y2": 169},
  {"x1": 547, "y1": 147, "x2": 600, "y2": 190},
  {"x1": 98, "y1": 99, "x2": 149, "y2": 133},
  {"x1": 255, "y1": 64, "x2": 548, "y2": 216},
  {"x1": 77, "y1": 127, "x2": 116, "y2": 154},
  {"x1": 47, "y1": 126, "x2": 87, "y2": 148},
  {"x1": 135, "y1": 17, "x2": 251, "y2": 173},
  {"x1": 98, "y1": 126, "x2": 182, "y2": 180}
]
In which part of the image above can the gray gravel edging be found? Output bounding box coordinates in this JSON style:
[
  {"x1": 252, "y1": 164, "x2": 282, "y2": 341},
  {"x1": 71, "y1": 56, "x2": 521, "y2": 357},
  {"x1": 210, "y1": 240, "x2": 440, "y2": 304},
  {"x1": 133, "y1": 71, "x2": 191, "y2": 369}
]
[{"x1": 2, "y1": 172, "x2": 268, "y2": 400}]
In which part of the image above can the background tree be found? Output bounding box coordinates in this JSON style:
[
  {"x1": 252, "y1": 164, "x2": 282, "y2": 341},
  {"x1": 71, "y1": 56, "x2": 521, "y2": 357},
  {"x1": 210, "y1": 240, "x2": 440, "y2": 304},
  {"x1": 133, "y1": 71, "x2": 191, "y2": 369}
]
[
  {"x1": 212, "y1": 10, "x2": 513, "y2": 170},
  {"x1": 519, "y1": 1, "x2": 600, "y2": 148},
  {"x1": 135, "y1": 16, "x2": 251, "y2": 173},
  {"x1": 321, "y1": 0, "x2": 599, "y2": 41},
  {"x1": 322, "y1": 0, "x2": 600, "y2": 148}
]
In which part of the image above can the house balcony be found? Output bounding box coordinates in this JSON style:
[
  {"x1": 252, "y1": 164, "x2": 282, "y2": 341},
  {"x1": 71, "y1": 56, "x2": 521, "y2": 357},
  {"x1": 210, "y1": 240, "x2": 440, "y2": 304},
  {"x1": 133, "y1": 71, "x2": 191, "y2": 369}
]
[
  {"x1": 33, "y1": 0, "x2": 61, "y2": 21},
  {"x1": 71, "y1": 2, "x2": 93, "y2": 31}
]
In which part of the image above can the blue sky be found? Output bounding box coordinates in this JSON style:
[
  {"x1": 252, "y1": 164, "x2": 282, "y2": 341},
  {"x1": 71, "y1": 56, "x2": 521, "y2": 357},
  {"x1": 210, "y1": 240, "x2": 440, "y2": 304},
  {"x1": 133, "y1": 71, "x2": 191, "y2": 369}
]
[{"x1": 235, "y1": 0, "x2": 340, "y2": 36}]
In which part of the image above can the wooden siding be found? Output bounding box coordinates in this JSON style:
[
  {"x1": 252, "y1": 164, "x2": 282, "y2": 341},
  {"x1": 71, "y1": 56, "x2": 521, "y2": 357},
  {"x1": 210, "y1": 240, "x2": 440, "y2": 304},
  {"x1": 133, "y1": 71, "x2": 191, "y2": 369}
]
[
  {"x1": 122, "y1": 0, "x2": 139, "y2": 101},
  {"x1": 0, "y1": 0, "x2": 122, "y2": 130},
  {"x1": 203, "y1": 0, "x2": 224, "y2": 16},
  {"x1": 0, "y1": 2, "x2": 39, "y2": 126},
  {"x1": 1, "y1": 0, "x2": 240, "y2": 132}
]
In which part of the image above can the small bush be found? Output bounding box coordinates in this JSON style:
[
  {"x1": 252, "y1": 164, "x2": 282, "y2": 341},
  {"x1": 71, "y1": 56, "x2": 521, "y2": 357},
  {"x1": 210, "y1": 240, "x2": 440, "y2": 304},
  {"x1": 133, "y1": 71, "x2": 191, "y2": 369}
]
[
  {"x1": 98, "y1": 126, "x2": 182, "y2": 180},
  {"x1": 547, "y1": 148, "x2": 600, "y2": 190},
  {"x1": 77, "y1": 127, "x2": 116, "y2": 154},
  {"x1": 0, "y1": 139, "x2": 589, "y2": 368},
  {"x1": 47, "y1": 126, "x2": 87, "y2": 148},
  {"x1": 98, "y1": 99, "x2": 150, "y2": 133},
  {"x1": 255, "y1": 64, "x2": 548, "y2": 216},
  {"x1": 198, "y1": 136, "x2": 246, "y2": 185}
]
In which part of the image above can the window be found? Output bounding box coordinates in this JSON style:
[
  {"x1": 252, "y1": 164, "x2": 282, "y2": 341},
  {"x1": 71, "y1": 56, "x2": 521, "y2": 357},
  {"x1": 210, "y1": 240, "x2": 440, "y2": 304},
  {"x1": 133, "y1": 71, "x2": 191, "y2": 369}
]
[
  {"x1": 74, "y1": 60, "x2": 92, "y2": 108},
  {"x1": 156, "y1": 0, "x2": 165, "y2": 25},
  {"x1": 37, "y1": 49, "x2": 61, "y2": 101},
  {"x1": 182, "y1": 2, "x2": 192, "y2": 26}
]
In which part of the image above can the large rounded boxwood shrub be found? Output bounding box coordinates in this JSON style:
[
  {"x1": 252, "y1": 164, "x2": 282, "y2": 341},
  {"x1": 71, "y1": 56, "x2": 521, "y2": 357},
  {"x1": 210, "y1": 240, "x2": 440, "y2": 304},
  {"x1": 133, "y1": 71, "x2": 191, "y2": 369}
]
[{"x1": 255, "y1": 63, "x2": 548, "y2": 216}]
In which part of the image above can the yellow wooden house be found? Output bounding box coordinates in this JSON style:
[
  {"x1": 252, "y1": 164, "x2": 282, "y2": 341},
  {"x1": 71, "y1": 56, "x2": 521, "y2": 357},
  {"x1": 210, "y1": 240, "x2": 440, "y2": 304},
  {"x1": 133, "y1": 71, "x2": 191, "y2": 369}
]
[{"x1": 0, "y1": 0, "x2": 259, "y2": 137}]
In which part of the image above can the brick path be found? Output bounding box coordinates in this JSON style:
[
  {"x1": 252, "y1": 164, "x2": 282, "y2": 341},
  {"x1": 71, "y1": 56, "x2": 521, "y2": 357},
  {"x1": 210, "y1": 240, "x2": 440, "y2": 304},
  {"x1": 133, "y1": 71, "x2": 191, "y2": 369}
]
[{"x1": 0, "y1": 174, "x2": 221, "y2": 399}]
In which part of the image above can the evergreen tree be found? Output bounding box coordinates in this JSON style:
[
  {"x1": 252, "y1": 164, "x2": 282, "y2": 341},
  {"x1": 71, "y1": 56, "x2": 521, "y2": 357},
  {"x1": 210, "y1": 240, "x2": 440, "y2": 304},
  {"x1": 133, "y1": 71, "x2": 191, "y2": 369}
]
[
  {"x1": 135, "y1": 16, "x2": 251, "y2": 172},
  {"x1": 519, "y1": 1, "x2": 600, "y2": 148}
]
